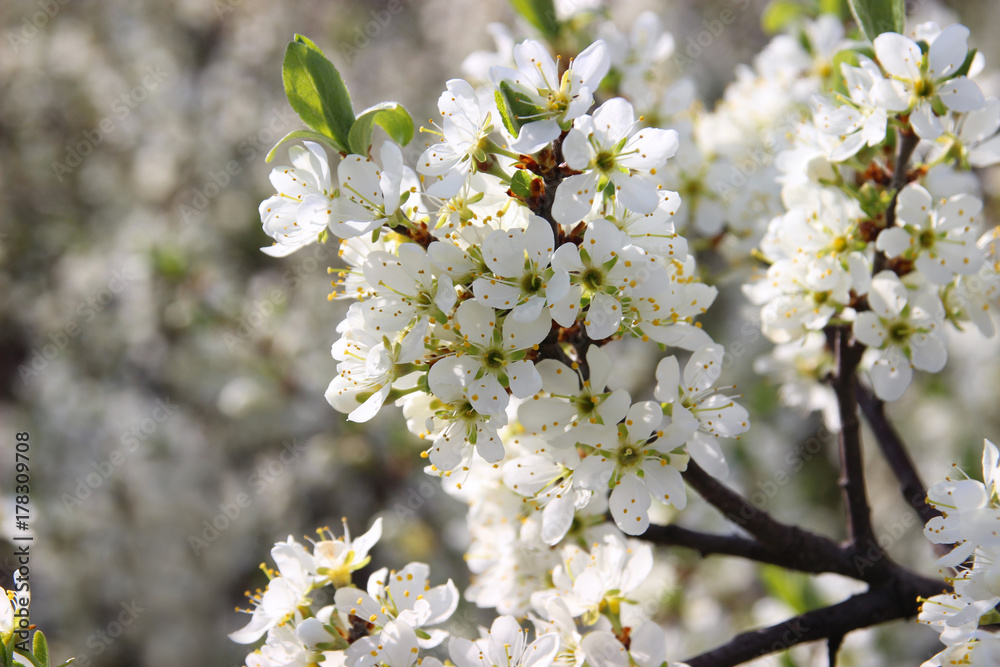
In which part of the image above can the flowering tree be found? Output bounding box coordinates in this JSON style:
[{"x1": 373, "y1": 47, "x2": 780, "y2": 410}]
[{"x1": 218, "y1": 0, "x2": 1000, "y2": 665}]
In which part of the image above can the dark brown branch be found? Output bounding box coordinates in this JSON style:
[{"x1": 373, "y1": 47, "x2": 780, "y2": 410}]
[
  {"x1": 885, "y1": 128, "x2": 920, "y2": 229},
  {"x1": 681, "y1": 462, "x2": 859, "y2": 578},
  {"x1": 682, "y1": 571, "x2": 947, "y2": 667},
  {"x1": 642, "y1": 524, "x2": 802, "y2": 571},
  {"x1": 875, "y1": 128, "x2": 920, "y2": 273},
  {"x1": 828, "y1": 634, "x2": 843, "y2": 667},
  {"x1": 855, "y1": 382, "x2": 941, "y2": 526},
  {"x1": 831, "y1": 326, "x2": 876, "y2": 556}
]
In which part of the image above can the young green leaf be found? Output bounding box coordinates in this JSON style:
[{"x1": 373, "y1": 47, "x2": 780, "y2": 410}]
[
  {"x1": 820, "y1": 0, "x2": 850, "y2": 19},
  {"x1": 510, "y1": 169, "x2": 536, "y2": 200},
  {"x1": 508, "y1": 0, "x2": 560, "y2": 40},
  {"x1": 761, "y1": 0, "x2": 806, "y2": 34},
  {"x1": 348, "y1": 102, "x2": 415, "y2": 156},
  {"x1": 847, "y1": 0, "x2": 904, "y2": 42},
  {"x1": 265, "y1": 130, "x2": 344, "y2": 163},
  {"x1": 32, "y1": 631, "x2": 49, "y2": 667},
  {"x1": 495, "y1": 80, "x2": 546, "y2": 137},
  {"x1": 282, "y1": 35, "x2": 355, "y2": 152}
]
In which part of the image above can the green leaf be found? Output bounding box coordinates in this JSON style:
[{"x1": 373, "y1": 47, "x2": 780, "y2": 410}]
[
  {"x1": 265, "y1": 130, "x2": 344, "y2": 163},
  {"x1": 760, "y1": 566, "x2": 825, "y2": 614},
  {"x1": 820, "y1": 0, "x2": 849, "y2": 18},
  {"x1": 31, "y1": 632, "x2": 48, "y2": 667},
  {"x1": 348, "y1": 102, "x2": 415, "y2": 156},
  {"x1": 829, "y1": 48, "x2": 861, "y2": 95},
  {"x1": 508, "y1": 0, "x2": 560, "y2": 40},
  {"x1": 282, "y1": 35, "x2": 355, "y2": 152},
  {"x1": 494, "y1": 88, "x2": 519, "y2": 137},
  {"x1": 847, "y1": 0, "x2": 904, "y2": 42},
  {"x1": 510, "y1": 169, "x2": 535, "y2": 200},
  {"x1": 761, "y1": 0, "x2": 806, "y2": 34},
  {"x1": 495, "y1": 80, "x2": 546, "y2": 137}
]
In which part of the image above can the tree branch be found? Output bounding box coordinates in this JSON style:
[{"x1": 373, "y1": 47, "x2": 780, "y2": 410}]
[
  {"x1": 855, "y1": 381, "x2": 941, "y2": 527},
  {"x1": 831, "y1": 326, "x2": 876, "y2": 556},
  {"x1": 827, "y1": 633, "x2": 843, "y2": 667},
  {"x1": 641, "y1": 524, "x2": 808, "y2": 571},
  {"x1": 682, "y1": 571, "x2": 947, "y2": 667},
  {"x1": 875, "y1": 128, "x2": 920, "y2": 273},
  {"x1": 681, "y1": 462, "x2": 859, "y2": 578}
]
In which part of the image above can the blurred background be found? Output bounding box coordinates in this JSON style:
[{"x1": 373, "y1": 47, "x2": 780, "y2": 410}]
[{"x1": 1, "y1": 0, "x2": 999, "y2": 666}]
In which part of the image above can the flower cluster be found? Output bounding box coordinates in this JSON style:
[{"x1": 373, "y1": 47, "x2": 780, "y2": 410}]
[
  {"x1": 745, "y1": 20, "x2": 1000, "y2": 404},
  {"x1": 258, "y1": 29, "x2": 747, "y2": 543},
  {"x1": 920, "y1": 440, "x2": 1000, "y2": 666},
  {"x1": 233, "y1": 520, "x2": 681, "y2": 667},
  {"x1": 232, "y1": 519, "x2": 465, "y2": 667},
  {"x1": 240, "y1": 3, "x2": 1000, "y2": 666}
]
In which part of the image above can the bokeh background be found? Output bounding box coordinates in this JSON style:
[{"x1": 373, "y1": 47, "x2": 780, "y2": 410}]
[{"x1": 2, "y1": 1, "x2": 1000, "y2": 666}]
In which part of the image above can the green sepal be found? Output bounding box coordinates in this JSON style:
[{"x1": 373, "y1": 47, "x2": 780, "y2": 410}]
[
  {"x1": 847, "y1": 0, "x2": 904, "y2": 43},
  {"x1": 348, "y1": 102, "x2": 415, "y2": 156},
  {"x1": 265, "y1": 129, "x2": 344, "y2": 163},
  {"x1": 508, "y1": 0, "x2": 560, "y2": 40},
  {"x1": 282, "y1": 35, "x2": 355, "y2": 152},
  {"x1": 12, "y1": 648, "x2": 44, "y2": 667},
  {"x1": 31, "y1": 632, "x2": 48, "y2": 667},
  {"x1": 953, "y1": 48, "x2": 978, "y2": 79}
]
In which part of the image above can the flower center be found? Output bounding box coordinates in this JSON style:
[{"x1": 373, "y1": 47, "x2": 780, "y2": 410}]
[
  {"x1": 888, "y1": 321, "x2": 913, "y2": 343},
  {"x1": 521, "y1": 272, "x2": 543, "y2": 294},
  {"x1": 582, "y1": 267, "x2": 604, "y2": 290},
  {"x1": 617, "y1": 445, "x2": 641, "y2": 468},
  {"x1": 484, "y1": 348, "x2": 506, "y2": 369},
  {"x1": 595, "y1": 150, "x2": 617, "y2": 173}
]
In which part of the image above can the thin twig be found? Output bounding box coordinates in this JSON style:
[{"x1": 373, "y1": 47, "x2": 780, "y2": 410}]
[
  {"x1": 641, "y1": 524, "x2": 827, "y2": 572},
  {"x1": 831, "y1": 326, "x2": 876, "y2": 555},
  {"x1": 828, "y1": 634, "x2": 843, "y2": 667},
  {"x1": 855, "y1": 381, "x2": 941, "y2": 526},
  {"x1": 875, "y1": 128, "x2": 920, "y2": 273}
]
